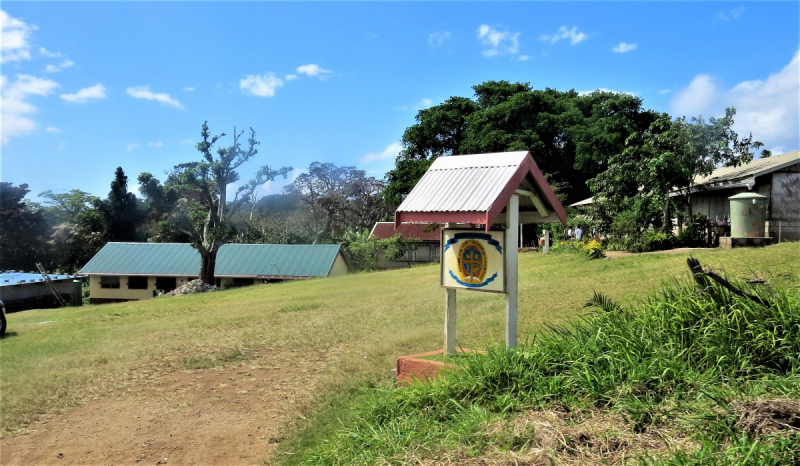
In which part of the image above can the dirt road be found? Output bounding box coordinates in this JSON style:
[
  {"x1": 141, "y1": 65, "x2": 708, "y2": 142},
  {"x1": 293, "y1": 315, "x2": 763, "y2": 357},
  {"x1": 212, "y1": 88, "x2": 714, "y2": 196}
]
[{"x1": 1, "y1": 348, "x2": 332, "y2": 465}]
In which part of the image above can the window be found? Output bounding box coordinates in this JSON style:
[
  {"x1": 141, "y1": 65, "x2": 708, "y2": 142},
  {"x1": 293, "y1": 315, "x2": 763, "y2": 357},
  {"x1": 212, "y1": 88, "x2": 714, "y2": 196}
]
[
  {"x1": 231, "y1": 278, "x2": 254, "y2": 287},
  {"x1": 100, "y1": 276, "x2": 120, "y2": 289},
  {"x1": 155, "y1": 277, "x2": 177, "y2": 292},
  {"x1": 128, "y1": 276, "x2": 148, "y2": 290}
]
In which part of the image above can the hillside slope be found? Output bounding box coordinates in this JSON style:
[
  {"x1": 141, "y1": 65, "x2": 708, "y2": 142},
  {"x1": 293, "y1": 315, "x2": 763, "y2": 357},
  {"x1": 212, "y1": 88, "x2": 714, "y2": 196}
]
[{"x1": 1, "y1": 244, "x2": 798, "y2": 464}]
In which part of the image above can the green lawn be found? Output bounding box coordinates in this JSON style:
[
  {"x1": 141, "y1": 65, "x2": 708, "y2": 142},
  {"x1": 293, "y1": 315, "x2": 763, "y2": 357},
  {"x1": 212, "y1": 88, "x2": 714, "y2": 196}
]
[{"x1": 1, "y1": 243, "x2": 798, "y2": 452}]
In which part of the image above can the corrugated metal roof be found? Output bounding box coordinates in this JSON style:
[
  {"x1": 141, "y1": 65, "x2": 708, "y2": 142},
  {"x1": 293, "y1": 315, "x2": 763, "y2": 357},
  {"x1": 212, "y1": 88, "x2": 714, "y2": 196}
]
[
  {"x1": 394, "y1": 151, "x2": 568, "y2": 229},
  {"x1": 397, "y1": 151, "x2": 529, "y2": 213},
  {"x1": 0, "y1": 272, "x2": 80, "y2": 288},
  {"x1": 80, "y1": 243, "x2": 200, "y2": 275},
  {"x1": 80, "y1": 242, "x2": 343, "y2": 278},
  {"x1": 695, "y1": 150, "x2": 800, "y2": 187},
  {"x1": 215, "y1": 244, "x2": 341, "y2": 278}
]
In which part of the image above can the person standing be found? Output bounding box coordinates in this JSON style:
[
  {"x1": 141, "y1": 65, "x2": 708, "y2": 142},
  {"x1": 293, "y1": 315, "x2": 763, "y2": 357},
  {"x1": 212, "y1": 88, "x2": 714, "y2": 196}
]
[
  {"x1": 575, "y1": 226, "x2": 583, "y2": 241},
  {"x1": 567, "y1": 227, "x2": 573, "y2": 240}
]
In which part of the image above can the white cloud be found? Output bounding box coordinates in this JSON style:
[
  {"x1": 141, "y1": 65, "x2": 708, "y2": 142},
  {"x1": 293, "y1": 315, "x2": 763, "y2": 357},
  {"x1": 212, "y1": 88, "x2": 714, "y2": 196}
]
[
  {"x1": 184, "y1": 86, "x2": 195, "y2": 91},
  {"x1": 126, "y1": 143, "x2": 140, "y2": 151},
  {"x1": 1, "y1": 74, "x2": 60, "y2": 145},
  {"x1": 417, "y1": 98, "x2": 433, "y2": 109},
  {"x1": 149, "y1": 141, "x2": 163, "y2": 147},
  {"x1": 541, "y1": 26, "x2": 587, "y2": 46},
  {"x1": 428, "y1": 31, "x2": 451, "y2": 47},
  {"x1": 61, "y1": 84, "x2": 107, "y2": 103},
  {"x1": 57, "y1": 142, "x2": 67, "y2": 151},
  {"x1": 477, "y1": 24, "x2": 520, "y2": 57},
  {"x1": 515, "y1": 55, "x2": 533, "y2": 61},
  {"x1": 671, "y1": 51, "x2": 799, "y2": 153},
  {"x1": 45, "y1": 126, "x2": 63, "y2": 133},
  {"x1": 39, "y1": 47, "x2": 60, "y2": 58},
  {"x1": 285, "y1": 74, "x2": 298, "y2": 81},
  {"x1": 658, "y1": 89, "x2": 672, "y2": 94},
  {"x1": 296, "y1": 64, "x2": 332, "y2": 77},
  {"x1": 239, "y1": 74, "x2": 283, "y2": 97},
  {"x1": 1, "y1": 11, "x2": 34, "y2": 63},
  {"x1": 126, "y1": 86, "x2": 184, "y2": 109},
  {"x1": 44, "y1": 59, "x2": 74, "y2": 73},
  {"x1": 361, "y1": 142, "x2": 403, "y2": 164},
  {"x1": 612, "y1": 42, "x2": 637, "y2": 53},
  {"x1": 718, "y1": 7, "x2": 745, "y2": 21}
]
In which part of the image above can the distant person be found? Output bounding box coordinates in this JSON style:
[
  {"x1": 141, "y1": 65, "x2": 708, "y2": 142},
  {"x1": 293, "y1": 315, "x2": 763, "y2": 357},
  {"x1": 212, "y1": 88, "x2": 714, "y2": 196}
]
[
  {"x1": 576, "y1": 226, "x2": 583, "y2": 241},
  {"x1": 567, "y1": 227, "x2": 573, "y2": 240}
]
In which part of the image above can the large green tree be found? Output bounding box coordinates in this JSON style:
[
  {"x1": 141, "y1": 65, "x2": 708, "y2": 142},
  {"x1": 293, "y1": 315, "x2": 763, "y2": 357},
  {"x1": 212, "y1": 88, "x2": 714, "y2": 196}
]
[
  {"x1": 96, "y1": 167, "x2": 144, "y2": 242},
  {"x1": 384, "y1": 81, "x2": 657, "y2": 206},
  {"x1": 588, "y1": 107, "x2": 764, "y2": 232},
  {"x1": 150, "y1": 122, "x2": 292, "y2": 284},
  {"x1": 0, "y1": 183, "x2": 50, "y2": 271}
]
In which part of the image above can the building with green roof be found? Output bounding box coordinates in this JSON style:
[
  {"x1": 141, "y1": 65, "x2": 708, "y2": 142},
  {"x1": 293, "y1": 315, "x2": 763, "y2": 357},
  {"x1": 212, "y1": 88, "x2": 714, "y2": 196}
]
[{"x1": 81, "y1": 242, "x2": 348, "y2": 303}]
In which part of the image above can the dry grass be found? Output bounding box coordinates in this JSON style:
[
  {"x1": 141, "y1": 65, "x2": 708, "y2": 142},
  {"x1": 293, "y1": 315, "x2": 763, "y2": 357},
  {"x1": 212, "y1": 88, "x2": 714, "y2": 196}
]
[
  {"x1": 1, "y1": 243, "x2": 798, "y2": 442},
  {"x1": 420, "y1": 405, "x2": 696, "y2": 465}
]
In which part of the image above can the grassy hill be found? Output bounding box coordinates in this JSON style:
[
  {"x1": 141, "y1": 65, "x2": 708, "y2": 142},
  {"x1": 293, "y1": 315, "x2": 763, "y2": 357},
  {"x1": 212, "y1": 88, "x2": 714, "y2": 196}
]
[{"x1": 2, "y1": 244, "x2": 799, "y2": 463}]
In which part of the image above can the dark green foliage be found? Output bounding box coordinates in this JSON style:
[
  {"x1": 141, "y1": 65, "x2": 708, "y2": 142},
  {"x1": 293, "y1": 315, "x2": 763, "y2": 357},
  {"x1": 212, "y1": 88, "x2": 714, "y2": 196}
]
[
  {"x1": 306, "y1": 268, "x2": 800, "y2": 463},
  {"x1": 0, "y1": 182, "x2": 50, "y2": 270},
  {"x1": 590, "y1": 108, "x2": 763, "y2": 234},
  {"x1": 96, "y1": 167, "x2": 144, "y2": 242},
  {"x1": 678, "y1": 214, "x2": 710, "y2": 247},
  {"x1": 385, "y1": 82, "x2": 657, "y2": 206}
]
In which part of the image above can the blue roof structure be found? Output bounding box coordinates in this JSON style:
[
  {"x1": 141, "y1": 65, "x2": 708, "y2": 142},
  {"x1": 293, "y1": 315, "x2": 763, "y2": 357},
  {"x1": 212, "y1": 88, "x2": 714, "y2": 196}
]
[
  {"x1": 80, "y1": 243, "x2": 343, "y2": 278},
  {"x1": 0, "y1": 272, "x2": 80, "y2": 288}
]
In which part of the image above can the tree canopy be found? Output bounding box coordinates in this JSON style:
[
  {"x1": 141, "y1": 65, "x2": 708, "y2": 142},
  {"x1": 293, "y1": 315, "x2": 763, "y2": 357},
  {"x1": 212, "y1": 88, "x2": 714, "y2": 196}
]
[
  {"x1": 384, "y1": 81, "x2": 657, "y2": 206},
  {"x1": 141, "y1": 122, "x2": 292, "y2": 284}
]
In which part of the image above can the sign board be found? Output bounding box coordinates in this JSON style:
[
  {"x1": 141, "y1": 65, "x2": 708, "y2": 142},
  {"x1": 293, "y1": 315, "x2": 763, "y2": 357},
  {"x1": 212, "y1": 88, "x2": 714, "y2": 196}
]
[{"x1": 441, "y1": 229, "x2": 506, "y2": 293}]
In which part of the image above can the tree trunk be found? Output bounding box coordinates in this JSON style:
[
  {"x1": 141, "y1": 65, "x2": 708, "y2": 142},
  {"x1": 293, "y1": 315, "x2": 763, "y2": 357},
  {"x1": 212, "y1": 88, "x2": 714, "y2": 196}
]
[
  {"x1": 200, "y1": 250, "x2": 217, "y2": 285},
  {"x1": 313, "y1": 215, "x2": 333, "y2": 245}
]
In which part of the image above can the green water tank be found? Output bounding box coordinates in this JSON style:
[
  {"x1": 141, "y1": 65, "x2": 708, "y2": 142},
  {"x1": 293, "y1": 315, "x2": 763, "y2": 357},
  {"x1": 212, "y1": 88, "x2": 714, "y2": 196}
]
[{"x1": 729, "y1": 192, "x2": 768, "y2": 238}]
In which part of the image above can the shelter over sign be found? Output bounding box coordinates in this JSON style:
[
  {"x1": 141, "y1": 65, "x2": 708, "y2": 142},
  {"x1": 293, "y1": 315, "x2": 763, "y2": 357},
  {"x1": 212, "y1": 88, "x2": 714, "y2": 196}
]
[{"x1": 394, "y1": 151, "x2": 568, "y2": 232}]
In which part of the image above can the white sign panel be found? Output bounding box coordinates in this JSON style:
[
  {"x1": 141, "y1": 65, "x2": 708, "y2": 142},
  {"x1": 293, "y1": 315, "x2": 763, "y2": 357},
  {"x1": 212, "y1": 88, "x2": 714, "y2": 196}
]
[{"x1": 441, "y1": 229, "x2": 506, "y2": 293}]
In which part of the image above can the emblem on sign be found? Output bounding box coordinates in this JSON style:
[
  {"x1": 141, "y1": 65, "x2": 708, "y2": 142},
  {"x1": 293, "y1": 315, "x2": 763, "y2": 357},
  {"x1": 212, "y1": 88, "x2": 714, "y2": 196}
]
[
  {"x1": 457, "y1": 240, "x2": 487, "y2": 284},
  {"x1": 441, "y1": 229, "x2": 505, "y2": 293}
]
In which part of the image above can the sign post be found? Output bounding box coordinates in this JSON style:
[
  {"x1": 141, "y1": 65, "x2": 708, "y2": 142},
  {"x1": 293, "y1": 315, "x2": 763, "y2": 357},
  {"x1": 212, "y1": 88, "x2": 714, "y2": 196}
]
[
  {"x1": 505, "y1": 194, "x2": 519, "y2": 348},
  {"x1": 394, "y1": 151, "x2": 568, "y2": 360}
]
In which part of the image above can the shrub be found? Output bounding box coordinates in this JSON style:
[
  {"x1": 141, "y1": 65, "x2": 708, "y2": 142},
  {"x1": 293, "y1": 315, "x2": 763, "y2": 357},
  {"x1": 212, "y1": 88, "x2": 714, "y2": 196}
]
[
  {"x1": 306, "y1": 263, "x2": 800, "y2": 464},
  {"x1": 640, "y1": 230, "x2": 677, "y2": 252},
  {"x1": 678, "y1": 213, "x2": 710, "y2": 247},
  {"x1": 551, "y1": 239, "x2": 605, "y2": 259},
  {"x1": 582, "y1": 239, "x2": 605, "y2": 258}
]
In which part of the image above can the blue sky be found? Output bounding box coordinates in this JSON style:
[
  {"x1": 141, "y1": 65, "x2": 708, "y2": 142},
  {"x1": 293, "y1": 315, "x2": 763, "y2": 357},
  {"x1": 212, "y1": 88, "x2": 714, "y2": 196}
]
[{"x1": 2, "y1": 2, "x2": 798, "y2": 201}]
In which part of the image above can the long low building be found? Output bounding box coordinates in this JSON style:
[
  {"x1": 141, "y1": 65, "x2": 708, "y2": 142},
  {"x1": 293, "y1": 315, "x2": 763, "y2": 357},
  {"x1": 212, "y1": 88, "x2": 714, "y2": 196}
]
[
  {"x1": 570, "y1": 150, "x2": 800, "y2": 241},
  {"x1": 0, "y1": 272, "x2": 83, "y2": 311},
  {"x1": 80, "y1": 242, "x2": 349, "y2": 304}
]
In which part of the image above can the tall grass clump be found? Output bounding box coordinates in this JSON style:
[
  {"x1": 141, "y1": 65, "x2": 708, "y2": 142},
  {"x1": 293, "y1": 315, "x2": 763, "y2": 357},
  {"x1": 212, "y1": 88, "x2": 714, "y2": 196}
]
[{"x1": 304, "y1": 266, "x2": 800, "y2": 464}]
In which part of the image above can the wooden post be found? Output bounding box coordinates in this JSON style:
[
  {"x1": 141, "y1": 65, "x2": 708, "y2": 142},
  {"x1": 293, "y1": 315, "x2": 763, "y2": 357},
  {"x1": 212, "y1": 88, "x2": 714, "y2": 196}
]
[
  {"x1": 544, "y1": 229, "x2": 550, "y2": 254},
  {"x1": 519, "y1": 223, "x2": 523, "y2": 248},
  {"x1": 445, "y1": 288, "x2": 457, "y2": 355},
  {"x1": 445, "y1": 222, "x2": 458, "y2": 356},
  {"x1": 505, "y1": 194, "x2": 519, "y2": 349}
]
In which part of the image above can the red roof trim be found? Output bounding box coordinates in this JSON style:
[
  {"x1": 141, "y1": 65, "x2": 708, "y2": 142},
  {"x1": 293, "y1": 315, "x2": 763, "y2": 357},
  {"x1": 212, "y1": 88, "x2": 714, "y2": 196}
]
[{"x1": 395, "y1": 211, "x2": 489, "y2": 226}]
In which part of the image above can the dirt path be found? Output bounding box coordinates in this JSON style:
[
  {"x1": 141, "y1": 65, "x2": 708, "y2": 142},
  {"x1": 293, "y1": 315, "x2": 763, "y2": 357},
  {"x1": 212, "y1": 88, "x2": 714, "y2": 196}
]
[{"x1": 1, "y1": 348, "x2": 333, "y2": 465}]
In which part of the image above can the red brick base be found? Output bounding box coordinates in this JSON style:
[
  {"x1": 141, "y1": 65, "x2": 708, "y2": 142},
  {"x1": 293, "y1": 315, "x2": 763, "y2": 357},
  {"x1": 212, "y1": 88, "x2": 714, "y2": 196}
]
[{"x1": 395, "y1": 348, "x2": 484, "y2": 386}]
